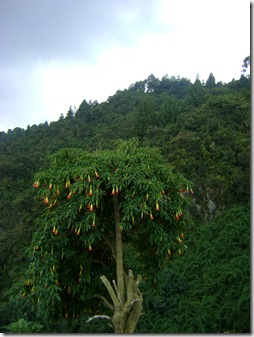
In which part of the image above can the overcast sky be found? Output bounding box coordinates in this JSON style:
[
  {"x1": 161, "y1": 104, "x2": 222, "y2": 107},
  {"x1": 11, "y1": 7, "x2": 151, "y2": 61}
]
[{"x1": 0, "y1": 0, "x2": 250, "y2": 132}]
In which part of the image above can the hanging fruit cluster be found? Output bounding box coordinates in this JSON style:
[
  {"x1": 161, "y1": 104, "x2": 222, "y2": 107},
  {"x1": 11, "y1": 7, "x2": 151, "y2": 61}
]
[
  {"x1": 180, "y1": 185, "x2": 194, "y2": 198},
  {"x1": 52, "y1": 225, "x2": 58, "y2": 235},
  {"x1": 32, "y1": 168, "x2": 103, "y2": 251},
  {"x1": 32, "y1": 149, "x2": 193, "y2": 261},
  {"x1": 175, "y1": 209, "x2": 183, "y2": 221},
  {"x1": 33, "y1": 181, "x2": 40, "y2": 188}
]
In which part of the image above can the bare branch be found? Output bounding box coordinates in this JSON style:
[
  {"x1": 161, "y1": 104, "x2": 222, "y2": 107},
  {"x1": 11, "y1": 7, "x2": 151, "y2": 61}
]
[
  {"x1": 86, "y1": 315, "x2": 112, "y2": 323},
  {"x1": 92, "y1": 294, "x2": 114, "y2": 311},
  {"x1": 112, "y1": 279, "x2": 122, "y2": 305},
  {"x1": 100, "y1": 275, "x2": 119, "y2": 308},
  {"x1": 136, "y1": 274, "x2": 142, "y2": 286},
  {"x1": 127, "y1": 270, "x2": 134, "y2": 297},
  {"x1": 123, "y1": 270, "x2": 143, "y2": 315}
]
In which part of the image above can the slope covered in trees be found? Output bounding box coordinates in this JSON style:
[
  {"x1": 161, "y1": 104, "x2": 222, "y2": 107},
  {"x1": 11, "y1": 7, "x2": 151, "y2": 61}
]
[{"x1": 0, "y1": 63, "x2": 250, "y2": 333}]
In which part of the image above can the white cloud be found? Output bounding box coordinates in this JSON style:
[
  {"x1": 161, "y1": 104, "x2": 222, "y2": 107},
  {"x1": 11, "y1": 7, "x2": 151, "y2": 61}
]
[{"x1": 0, "y1": 0, "x2": 250, "y2": 131}]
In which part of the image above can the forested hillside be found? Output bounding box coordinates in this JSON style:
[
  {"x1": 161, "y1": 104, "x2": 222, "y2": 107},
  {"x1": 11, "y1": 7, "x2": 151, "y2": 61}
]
[{"x1": 0, "y1": 61, "x2": 250, "y2": 333}]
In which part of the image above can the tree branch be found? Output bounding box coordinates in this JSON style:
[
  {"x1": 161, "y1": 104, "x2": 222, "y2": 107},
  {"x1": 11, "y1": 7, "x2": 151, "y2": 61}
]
[
  {"x1": 86, "y1": 315, "x2": 112, "y2": 323},
  {"x1": 113, "y1": 279, "x2": 122, "y2": 305},
  {"x1": 100, "y1": 275, "x2": 119, "y2": 308},
  {"x1": 123, "y1": 270, "x2": 135, "y2": 313},
  {"x1": 92, "y1": 294, "x2": 114, "y2": 311}
]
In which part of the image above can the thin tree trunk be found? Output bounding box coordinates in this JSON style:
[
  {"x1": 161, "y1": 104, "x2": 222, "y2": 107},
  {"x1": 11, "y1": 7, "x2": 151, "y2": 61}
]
[
  {"x1": 97, "y1": 195, "x2": 143, "y2": 333},
  {"x1": 113, "y1": 195, "x2": 125, "y2": 305}
]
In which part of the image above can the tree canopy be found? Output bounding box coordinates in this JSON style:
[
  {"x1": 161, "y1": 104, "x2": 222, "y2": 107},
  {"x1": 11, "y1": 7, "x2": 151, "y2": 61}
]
[{"x1": 22, "y1": 140, "x2": 193, "y2": 332}]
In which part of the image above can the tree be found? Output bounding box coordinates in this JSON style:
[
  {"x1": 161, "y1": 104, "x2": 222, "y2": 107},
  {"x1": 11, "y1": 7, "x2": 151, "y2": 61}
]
[
  {"x1": 75, "y1": 100, "x2": 91, "y2": 120},
  {"x1": 136, "y1": 205, "x2": 250, "y2": 333},
  {"x1": 172, "y1": 205, "x2": 250, "y2": 333},
  {"x1": 66, "y1": 105, "x2": 75, "y2": 119},
  {"x1": 241, "y1": 55, "x2": 250, "y2": 78},
  {"x1": 160, "y1": 95, "x2": 180, "y2": 124},
  {"x1": 23, "y1": 139, "x2": 193, "y2": 333},
  {"x1": 128, "y1": 80, "x2": 147, "y2": 92},
  {"x1": 205, "y1": 73, "x2": 216, "y2": 88},
  {"x1": 159, "y1": 75, "x2": 191, "y2": 98},
  {"x1": 135, "y1": 97, "x2": 157, "y2": 138},
  {"x1": 146, "y1": 74, "x2": 160, "y2": 93},
  {"x1": 187, "y1": 77, "x2": 206, "y2": 107}
]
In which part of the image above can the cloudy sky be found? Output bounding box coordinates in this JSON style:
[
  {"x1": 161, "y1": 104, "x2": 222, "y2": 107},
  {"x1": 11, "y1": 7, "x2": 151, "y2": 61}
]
[{"x1": 0, "y1": 0, "x2": 250, "y2": 132}]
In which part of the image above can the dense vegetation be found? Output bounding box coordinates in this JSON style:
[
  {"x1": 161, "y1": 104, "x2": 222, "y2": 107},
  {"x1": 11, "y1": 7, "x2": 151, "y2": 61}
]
[{"x1": 0, "y1": 59, "x2": 250, "y2": 333}]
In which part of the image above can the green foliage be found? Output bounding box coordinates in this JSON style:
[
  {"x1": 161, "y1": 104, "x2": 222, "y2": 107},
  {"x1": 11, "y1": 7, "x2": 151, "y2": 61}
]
[
  {"x1": 159, "y1": 95, "x2": 180, "y2": 124},
  {"x1": 164, "y1": 88, "x2": 250, "y2": 221},
  {"x1": 136, "y1": 205, "x2": 250, "y2": 333},
  {"x1": 0, "y1": 59, "x2": 250, "y2": 332},
  {"x1": 75, "y1": 99, "x2": 91, "y2": 120},
  {"x1": 205, "y1": 72, "x2": 216, "y2": 88},
  {"x1": 241, "y1": 55, "x2": 250, "y2": 77},
  {"x1": 135, "y1": 96, "x2": 157, "y2": 137},
  {"x1": 187, "y1": 77, "x2": 206, "y2": 107},
  {"x1": 4, "y1": 318, "x2": 43, "y2": 333},
  {"x1": 21, "y1": 140, "x2": 192, "y2": 323}
]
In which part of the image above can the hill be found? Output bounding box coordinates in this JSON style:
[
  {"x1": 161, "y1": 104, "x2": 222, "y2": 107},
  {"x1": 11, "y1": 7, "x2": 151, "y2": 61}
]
[{"x1": 0, "y1": 68, "x2": 250, "y2": 333}]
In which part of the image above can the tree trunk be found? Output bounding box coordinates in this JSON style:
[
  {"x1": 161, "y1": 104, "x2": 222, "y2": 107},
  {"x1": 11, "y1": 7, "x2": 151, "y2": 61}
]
[
  {"x1": 99, "y1": 195, "x2": 143, "y2": 333},
  {"x1": 100, "y1": 270, "x2": 143, "y2": 333},
  {"x1": 114, "y1": 195, "x2": 126, "y2": 305}
]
